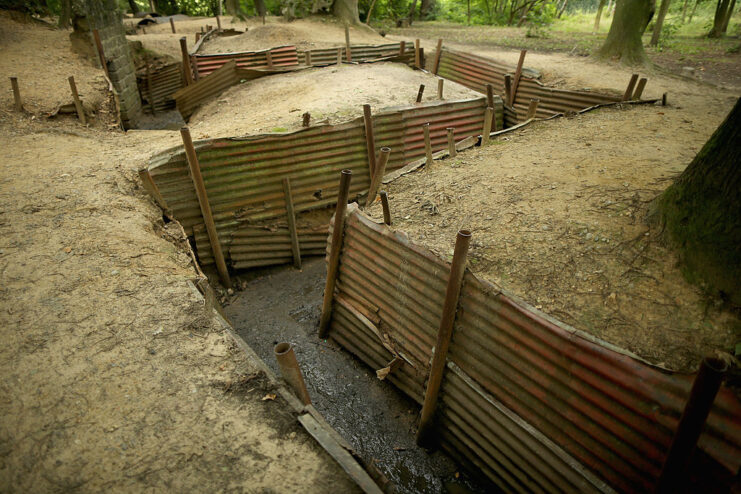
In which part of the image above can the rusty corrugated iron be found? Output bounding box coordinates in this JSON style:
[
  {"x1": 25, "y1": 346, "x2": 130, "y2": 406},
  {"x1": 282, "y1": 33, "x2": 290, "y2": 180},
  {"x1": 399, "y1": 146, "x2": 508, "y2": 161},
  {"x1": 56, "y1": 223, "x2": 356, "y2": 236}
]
[
  {"x1": 173, "y1": 60, "x2": 240, "y2": 119},
  {"x1": 297, "y1": 43, "x2": 415, "y2": 66},
  {"x1": 137, "y1": 62, "x2": 183, "y2": 112},
  {"x1": 324, "y1": 207, "x2": 741, "y2": 493},
  {"x1": 192, "y1": 45, "x2": 299, "y2": 77}
]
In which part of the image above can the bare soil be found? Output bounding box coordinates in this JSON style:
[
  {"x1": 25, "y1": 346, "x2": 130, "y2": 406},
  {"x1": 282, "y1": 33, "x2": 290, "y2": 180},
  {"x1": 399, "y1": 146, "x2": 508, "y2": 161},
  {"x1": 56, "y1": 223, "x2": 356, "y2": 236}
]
[{"x1": 188, "y1": 62, "x2": 480, "y2": 138}]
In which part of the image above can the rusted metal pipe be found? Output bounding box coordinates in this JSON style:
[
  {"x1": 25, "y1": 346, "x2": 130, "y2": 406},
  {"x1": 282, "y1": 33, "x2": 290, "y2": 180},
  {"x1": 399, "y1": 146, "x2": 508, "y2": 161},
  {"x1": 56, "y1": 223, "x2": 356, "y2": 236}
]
[
  {"x1": 481, "y1": 107, "x2": 494, "y2": 145},
  {"x1": 282, "y1": 177, "x2": 301, "y2": 269},
  {"x1": 633, "y1": 77, "x2": 648, "y2": 99},
  {"x1": 526, "y1": 98, "x2": 540, "y2": 120},
  {"x1": 170, "y1": 17, "x2": 176, "y2": 33},
  {"x1": 423, "y1": 123, "x2": 433, "y2": 167},
  {"x1": 655, "y1": 357, "x2": 728, "y2": 494},
  {"x1": 179, "y1": 37, "x2": 194, "y2": 86},
  {"x1": 318, "y1": 170, "x2": 353, "y2": 338},
  {"x1": 504, "y1": 74, "x2": 513, "y2": 107},
  {"x1": 68, "y1": 76, "x2": 86, "y2": 125},
  {"x1": 10, "y1": 77, "x2": 22, "y2": 112},
  {"x1": 274, "y1": 343, "x2": 311, "y2": 405},
  {"x1": 380, "y1": 191, "x2": 391, "y2": 225},
  {"x1": 180, "y1": 127, "x2": 232, "y2": 288},
  {"x1": 446, "y1": 127, "x2": 456, "y2": 158},
  {"x1": 362, "y1": 104, "x2": 377, "y2": 178},
  {"x1": 417, "y1": 229, "x2": 472, "y2": 447},
  {"x1": 414, "y1": 39, "x2": 420, "y2": 68},
  {"x1": 92, "y1": 29, "x2": 109, "y2": 79},
  {"x1": 345, "y1": 25, "x2": 352, "y2": 62},
  {"x1": 511, "y1": 49, "x2": 527, "y2": 105},
  {"x1": 623, "y1": 73, "x2": 639, "y2": 101},
  {"x1": 432, "y1": 38, "x2": 443, "y2": 74},
  {"x1": 437, "y1": 78, "x2": 444, "y2": 99},
  {"x1": 416, "y1": 84, "x2": 425, "y2": 103},
  {"x1": 366, "y1": 147, "x2": 390, "y2": 208}
]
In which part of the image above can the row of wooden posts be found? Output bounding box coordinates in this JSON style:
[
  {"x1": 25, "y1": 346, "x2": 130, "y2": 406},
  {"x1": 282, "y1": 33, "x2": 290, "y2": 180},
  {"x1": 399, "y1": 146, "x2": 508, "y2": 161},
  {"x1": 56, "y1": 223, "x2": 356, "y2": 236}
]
[{"x1": 8, "y1": 75, "x2": 86, "y2": 125}]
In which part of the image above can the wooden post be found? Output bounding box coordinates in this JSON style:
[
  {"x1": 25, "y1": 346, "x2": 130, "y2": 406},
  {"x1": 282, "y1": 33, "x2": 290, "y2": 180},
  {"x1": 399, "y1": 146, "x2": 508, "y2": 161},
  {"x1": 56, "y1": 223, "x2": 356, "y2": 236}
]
[
  {"x1": 262, "y1": 15, "x2": 265, "y2": 25},
  {"x1": 399, "y1": 40, "x2": 406, "y2": 55},
  {"x1": 266, "y1": 51, "x2": 274, "y2": 68},
  {"x1": 191, "y1": 56, "x2": 200, "y2": 81},
  {"x1": 417, "y1": 229, "x2": 472, "y2": 447},
  {"x1": 432, "y1": 38, "x2": 443, "y2": 74},
  {"x1": 414, "y1": 39, "x2": 420, "y2": 68},
  {"x1": 526, "y1": 98, "x2": 540, "y2": 120},
  {"x1": 365, "y1": 147, "x2": 390, "y2": 208},
  {"x1": 633, "y1": 77, "x2": 648, "y2": 100},
  {"x1": 170, "y1": 17, "x2": 176, "y2": 33},
  {"x1": 362, "y1": 104, "x2": 377, "y2": 178},
  {"x1": 447, "y1": 127, "x2": 456, "y2": 158},
  {"x1": 179, "y1": 37, "x2": 194, "y2": 86},
  {"x1": 9, "y1": 77, "x2": 22, "y2": 112},
  {"x1": 92, "y1": 29, "x2": 109, "y2": 79},
  {"x1": 180, "y1": 127, "x2": 232, "y2": 288},
  {"x1": 416, "y1": 84, "x2": 425, "y2": 103},
  {"x1": 142, "y1": 26, "x2": 147, "y2": 34},
  {"x1": 145, "y1": 57, "x2": 156, "y2": 115},
  {"x1": 318, "y1": 170, "x2": 353, "y2": 338},
  {"x1": 662, "y1": 92, "x2": 668, "y2": 106},
  {"x1": 215, "y1": 15, "x2": 222, "y2": 31},
  {"x1": 302, "y1": 112, "x2": 311, "y2": 127},
  {"x1": 511, "y1": 49, "x2": 527, "y2": 106},
  {"x1": 337, "y1": 48, "x2": 342, "y2": 65},
  {"x1": 481, "y1": 107, "x2": 493, "y2": 145},
  {"x1": 504, "y1": 74, "x2": 513, "y2": 107},
  {"x1": 305, "y1": 51, "x2": 312, "y2": 66},
  {"x1": 283, "y1": 178, "x2": 302, "y2": 269},
  {"x1": 68, "y1": 76, "x2": 86, "y2": 125},
  {"x1": 437, "y1": 79, "x2": 444, "y2": 99},
  {"x1": 486, "y1": 83, "x2": 494, "y2": 109},
  {"x1": 345, "y1": 25, "x2": 352, "y2": 62},
  {"x1": 195, "y1": 32, "x2": 201, "y2": 42},
  {"x1": 423, "y1": 123, "x2": 433, "y2": 167},
  {"x1": 380, "y1": 191, "x2": 391, "y2": 225},
  {"x1": 623, "y1": 73, "x2": 639, "y2": 101}
]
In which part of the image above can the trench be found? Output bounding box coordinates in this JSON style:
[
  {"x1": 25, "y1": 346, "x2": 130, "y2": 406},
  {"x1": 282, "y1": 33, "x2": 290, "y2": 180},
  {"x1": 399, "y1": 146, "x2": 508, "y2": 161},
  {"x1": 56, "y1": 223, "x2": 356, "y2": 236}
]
[{"x1": 223, "y1": 257, "x2": 490, "y2": 494}]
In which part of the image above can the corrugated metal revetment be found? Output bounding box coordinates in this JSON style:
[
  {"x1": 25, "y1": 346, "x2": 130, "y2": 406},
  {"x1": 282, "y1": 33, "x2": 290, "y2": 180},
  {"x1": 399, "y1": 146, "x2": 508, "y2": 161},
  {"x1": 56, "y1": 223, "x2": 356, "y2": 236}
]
[
  {"x1": 191, "y1": 45, "x2": 300, "y2": 78},
  {"x1": 325, "y1": 207, "x2": 741, "y2": 493},
  {"x1": 137, "y1": 62, "x2": 184, "y2": 112},
  {"x1": 297, "y1": 43, "x2": 416, "y2": 66}
]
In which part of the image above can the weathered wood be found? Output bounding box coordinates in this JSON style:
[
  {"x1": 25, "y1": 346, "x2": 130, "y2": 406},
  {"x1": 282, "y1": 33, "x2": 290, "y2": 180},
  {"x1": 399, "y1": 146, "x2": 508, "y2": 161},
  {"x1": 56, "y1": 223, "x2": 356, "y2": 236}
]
[
  {"x1": 437, "y1": 79, "x2": 444, "y2": 99},
  {"x1": 380, "y1": 191, "x2": 391, "y2": 225},
  {"x1": 366, "y1": 147, "x2": 390, "y2": 208},
  {"x1": 633, "y1": 77, "x2": 648, "y2": 99},
  {"x1": 423, "y1": 123, "x2": 433, "y2": 166},
  {"x1": 511, "y1": 49, "x2": 527, "y2": 105},
  {"x1": 282, "y1": 178, "x2": 302, "y2": 269},
  {"x1": 68, "y1": 76, "x2": 86, "y2": 125},
  {"x1": 345, "y1": 25, "x2": 352, "y2": 62},
  {"x1": 432, "y1": 38, "x2": 443, "y2": 74},
  {"x1": 623, "y1": 73, "x2": 639, "y2": 101},
  {"x1": 526, "y1": 98, "x2": 540, "y2": 119},
  {"x1": 399, "y1": 40, "x2": 406, "y2": 55},
  {"x1": 362, "y1": 104, "x2": 377, "y2": 178},
  {"x1": 414, "y1": 39, "x2": 420, "y2": 68},
  {"x1": 92, "y1": 29, "x2": 109, "y2": 78},
  {"x1": 481, "y1": 106, "x2": 493, "y2": 145},
  {"x1": 170, "y1": 17, "x2": 176, "y2": 33},
  {"x1": 215, "y1": 15, "x2": 222, "y2": 31},
  {"x1": 337, "y1": 48, "x2": 342, "y2": 65},
  {"x1": 305, "y1": 51, "x2": 312, "y2": 66},
  {"x1": 10, "y1": 77, "x2": 22, "y2": 112},
  {"x1": 302, "y1": 112, "x2": 311, "y2": 127},
  {"x1": 145, "y1": 57, "x2": 155, "y2": 115},
  {"x1": 504, "y1": 74, "x2": 513, "y2": 107},
  {"x1": 416, "y1": 84, "x2": 425, "y2": 103},
  {"x1": 486, "y1": 83, "x2": 494, "y2": 108},
  {"x1": 179, "y1": 37, "x2": 194, "y2": 86},
  {"x1": 447, "y1": 127, "x2": 456, "y2": 157}
]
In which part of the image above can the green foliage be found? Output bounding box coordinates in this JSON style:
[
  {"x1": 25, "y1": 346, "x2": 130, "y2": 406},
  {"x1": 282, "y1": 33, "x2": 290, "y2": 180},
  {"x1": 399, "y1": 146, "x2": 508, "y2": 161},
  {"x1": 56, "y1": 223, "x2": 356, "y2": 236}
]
[{"x1": 0, "y1": 0, "x2": 49, "y2": 15}]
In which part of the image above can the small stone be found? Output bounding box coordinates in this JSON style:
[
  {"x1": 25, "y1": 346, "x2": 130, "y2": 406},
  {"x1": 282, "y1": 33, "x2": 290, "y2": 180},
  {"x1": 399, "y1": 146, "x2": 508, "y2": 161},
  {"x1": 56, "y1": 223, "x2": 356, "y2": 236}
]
[{"x1": 585, "y1": 233, "x2": 593, "y2": 240}]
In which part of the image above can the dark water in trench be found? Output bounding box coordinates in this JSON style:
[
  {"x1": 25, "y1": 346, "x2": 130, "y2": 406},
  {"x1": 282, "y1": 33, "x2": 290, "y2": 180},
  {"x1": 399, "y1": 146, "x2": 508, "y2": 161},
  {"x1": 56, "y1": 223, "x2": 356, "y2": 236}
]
[{"x1": 224, "y1": 257, "x2": 490, "y2": 494}]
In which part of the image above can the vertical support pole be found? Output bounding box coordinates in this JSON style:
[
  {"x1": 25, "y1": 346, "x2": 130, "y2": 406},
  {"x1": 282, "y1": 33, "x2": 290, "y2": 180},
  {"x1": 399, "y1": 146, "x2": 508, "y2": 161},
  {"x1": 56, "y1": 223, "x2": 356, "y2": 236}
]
[
  {"x1": 191, "y1": 56, "x2": 200, "y2": 81},
  {"x1": 417, "y1": 229, "x2": 472, "y2": 447},
  {"x1": 318, "y1": 170, "x2": 353, "y2": 338},
  {"x1": 142, "y1": 26, "x2": 147, "y2": 34},
  {"x1": 266, "y1": 51, "x2": 274, "y2": 68},
  {"x1": 437, "y1": 79, "x2": 444, "y2": 99},
  {"x1": 365, "y1": 147, "x2": 390, "y2": 208},
  {"x1": 623, "y1": 73, "x2": 639, "y2": 101},
  {"x1": 399, "y1": 40, "x2": 406, "y2": 55},
  {"x1": 416, "y1": 84, "x2": 425, "y2": 103},
  {"x1": 447, "y1": 127, "x2": 456, "y2": 158},
  {"x1": 262, "y1": 14, "x2": 265, "y2": 24},
  {"x1": 656, "y1": 357, "x2": 728, "y2": 494},
  {"x1": 432, "y1": 38, "x2": 443, "y2": 74},
  {"x1": 511, "y1": 49, "x2": 526, "y2": 106},
  {"x1": 282, "y1": 177, "x2": 302, "y2": 270},
  {"x1": 414, "y1": 38, "x2": 420, "y2": 68},
  {"x1": 170, "y1": 17, "x2": 176, "y2": 33},
  {"x1": 337, "y1": 48, "x2": 342, "y2": 65},
  {"x1": 302, "y1": 112, "x2": 311, "y2": 127},
  {"x1": 68, "y1": 76, "x2": 86, "y2": 125},
  {"x1": 305, "y1": 50, "x2": 312, "y2": 66},
  {"x1": 662, "y1": 92, "x2": 668, "y2": 106},
  {"x1": 526, "y1": 98, "x2": 540, "y2": 120},
  {"x1": 274, "y1": 343, "x2": 312, "y2": 405},
  {"x1": 633, "y1": 77, "x2": 648, "y2": 100},
  {"x1": 423, "y1": 123, "x2": 433, "y2": 167},
  {"x1": 380, "y1": 191, "x2": 391, "y2": 225},
  {"x1": 145, "y1": 56, "x2": 156, "y2": 115},
  {"x1": 486, "y1": 83, "x2": 494, "y2": 109},
  {"x1": 481, "y1": 107, "x2": 494, "y2": 145},
  {"x1": 180, "y1": 127, "x2": 232, "y2": 288},
  {"x1": 195, "y1": 31, "x2": 201, "y2": 43},
  {"x1": 504, "y1": 74, "x2": 513, "y2": 107},
  {"x1": 10, "y1": 77, "x2": 22, "y2": 112},
  {"x1": 345, "y1": 25, "x2": 352, "y2": 62},
  {"x1": 149, "y1": 0, "x2": 156, "y2": 12},
  {"x1": 362, "y1": 104, "x2": 377, "y2": 178},
  {"x1": 179, "y1": 37, "x2": 194, "y2": 86},
  {"x1": 92, "y1": 29, "x2": 109, "y2": 79},
  {"x1": 215, "y1": 15, "x2": 222, "y2": 31}
]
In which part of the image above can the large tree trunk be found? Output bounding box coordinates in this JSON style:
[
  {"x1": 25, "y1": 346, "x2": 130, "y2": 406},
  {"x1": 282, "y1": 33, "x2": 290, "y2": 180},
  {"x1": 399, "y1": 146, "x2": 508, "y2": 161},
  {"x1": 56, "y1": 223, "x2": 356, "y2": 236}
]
[
  {"x1": 407, "y1": 0, "x2": 418, "y2": 25},
  {"x1": 557, "y1": 0, "x2": 568, "y2": 18},
  {"x1": 333, "y1": 0, "x2": 360, "y2": 24},
  {"x1": 709, "y1": 0, "x2": 732, "y2": 36},
  {"x1": 420, "y1": 0, "x2": 435, "y2": 18},
  {"x1": 127, "y1": 0, "x2": 140, "y2": 14},
  {"x1": 721, "y1": 0, "x2": 737, "y2": 32},
  {"x1": 681, "y1": 0, "x2": 689, "y2": 22},
  {"x1": 594, "y1": 0, "x2": 607, "y2": 32},
  {"x1": 654, "y1": 98, "x2": 741, "y2": 305},
  {"x1": 688, "y1": 0, "x2": 700, "y2": 21},
  {"x1": 595, "y1": 0, "x2": 654, "y2": 64},
  {"x1": 254, "y1": 0, "x2": 266, "y2": 17},
  {"x1": 650, "y1": 0, "x2": 672, "y2": 45},
  {"x1": 58, "y1": 0, "x2": 72, "y2": 28}
]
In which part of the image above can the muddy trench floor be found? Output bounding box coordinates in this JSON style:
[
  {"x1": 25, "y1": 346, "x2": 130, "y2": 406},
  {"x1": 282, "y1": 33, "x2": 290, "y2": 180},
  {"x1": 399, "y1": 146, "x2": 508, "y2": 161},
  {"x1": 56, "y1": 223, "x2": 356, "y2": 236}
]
[{"x1": 224, "y1": 257, "x2": 489, "y2": 494}]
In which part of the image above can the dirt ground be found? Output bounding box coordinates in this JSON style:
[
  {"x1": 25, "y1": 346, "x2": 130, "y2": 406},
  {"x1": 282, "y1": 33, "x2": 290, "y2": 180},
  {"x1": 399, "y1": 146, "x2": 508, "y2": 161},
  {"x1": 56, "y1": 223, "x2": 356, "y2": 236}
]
[
  {"x1": 189, "y1": 62, "x2": 480, "y2": 138},
  {"x1": 0, "y1": 15, "x2": 359, "y2": 493}
]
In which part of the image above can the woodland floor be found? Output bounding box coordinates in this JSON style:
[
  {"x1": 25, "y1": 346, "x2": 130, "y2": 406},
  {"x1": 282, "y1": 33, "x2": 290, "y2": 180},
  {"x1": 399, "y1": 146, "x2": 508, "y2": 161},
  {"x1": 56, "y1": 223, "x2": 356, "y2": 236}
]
[{"x1": 1, "y1": 9, "x2": 739, "y2": 492}]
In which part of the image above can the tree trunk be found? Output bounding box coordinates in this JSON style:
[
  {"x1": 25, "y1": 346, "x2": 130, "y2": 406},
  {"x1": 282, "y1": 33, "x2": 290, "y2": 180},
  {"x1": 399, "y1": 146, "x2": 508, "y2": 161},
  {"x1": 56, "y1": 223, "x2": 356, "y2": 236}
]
[
  {"x1": 467, "y1": 0, "x2": 471, "y2": 23},
  {"x1": 721, "y1": 0, "x2": 737, "y2": 32},
  {"x1": 594, "y1": 0, "x2": 607, "y2": 32},
  {"x1": 688, "y1": 0, "x2": 700, "y2": 21},
  {"x1": 254, "y1": 0, "x2": 266, "y2": 17},
  {"x1": 709, "y1": 0, "x2": 731, "y2": 36},
  {"x1": 420, "y1": 0, "x2": 435, "y2": 18},
  {"x1": 365, "y1": 0, "x2": 378, "y2": 23},
  {"x1": 681, "y1": 0, "x2": 689, "y2": 22},
  {"x1": 557, "y1": 0, "x2": 568, "y2": 18},
  {"x1": 127, "y1": 0, "x2": 140, "y2": 14},
  {"x1": 333, "y1": 0, "x2": 360, "y2": 24},
  {"x1": 407, "y1": 0, "x2": 418, "y2": 24},
  {"x1": 650, "y1": 0, "x2": 672, "y2": 45},
  {"x1": 606, "y1": 0, "x2": 614, "y2": 16},
  {"x1": 654, "y1": 98, "x2": 741, "y2": 305},
  {"x1": 595, "y1": 0, "x2": 655, "y2": 64},
  {"x1": 58, "y1": 0, "x2": 72, "y2": 28}
]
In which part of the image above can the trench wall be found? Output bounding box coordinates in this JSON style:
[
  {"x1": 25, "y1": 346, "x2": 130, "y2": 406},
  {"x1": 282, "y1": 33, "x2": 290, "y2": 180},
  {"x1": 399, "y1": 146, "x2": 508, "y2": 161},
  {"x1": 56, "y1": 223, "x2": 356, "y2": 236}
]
[{"x1": 325, "y1": 206, "x2": 741, "y2": 494}]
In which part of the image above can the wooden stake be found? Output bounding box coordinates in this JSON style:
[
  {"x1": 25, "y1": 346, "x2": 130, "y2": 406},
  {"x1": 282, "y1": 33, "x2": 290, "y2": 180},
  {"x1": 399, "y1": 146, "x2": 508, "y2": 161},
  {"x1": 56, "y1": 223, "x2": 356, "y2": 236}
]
[
  {"x1": 437, "y1": 79, "x2": 444, "y2": 99},
  {"x1": 179, "y1": 37, "x2": 194, "y2": 86},
  {"x1": 511, "y1": 49, "x2": 527, "y2": 106},
  {"x1": 318, "y1": 170, "x2": 353, "y2": 338},
  {"x1": 145, "y1": 57, "x2": 156, "y2": 115},
  {"x1": 380, "y1": 191, "x2": 391, "y2": 225},
  {"x1": 432, "y1": 38, "x2": 443, "y2": 74},
  {"x1": 195, "y1": 32, "x2": 201, "y2": 42},
  {"x1": 305, "y1": 51, "x2": 312, "y2": 66},
  {"x1": 486, "y1": 83, "x2": 494, "y2": 109},
  {"x1": 366, "y1": 147, "x2": 390, "y2": 208},
  {"x1": 10, "y1": 77, "x2": 22, "y2": 112},
  {"x1": 148, "y1": 0, "x2": 156, "y2": 12},
  {"x1": 180, "y1": 127, "x2": 231, "y2": 288},
  {"x1": 345, "y1": 25, "x2": 352, "y2": 62},
  {"x1": 362, "y1": 104, "x2": 377, "y2": 178},
  {"x1": 526, "y1": 98, "x2": 540, "y2": 120},
  {"x1": 302, "y1": 112, "x2": 311, "y2": 127},
  {"x1": 633, "y1": 77, "x2": 648, "y2": 100},
  {"x1": 92, "y1": 29, "x2": 109, "y2": 79},
  {"x1": 623, "y1": 74, "x2": 639, "y2": 101},
  {"x1": 423, "y1": 123, "x2": 433, "y2": 167},
  {"x1": 68, "y1": 76, "x2": 86, "y2": 125},
  {"x1": 191, "y1": 55, "x2": 200, "y2": 81},
  {"x1": 283, "y1": 178, "x2": 302, "y2": 269},
  {"x1": 481, "y1": 107, "x2": 493, "y2": 145},
  {"x1": 399, "y1": 40, "x2": 406, "y2": 55},
  {"x1": 662, "y1": 92, "x2": 668, "y2": 106},
  {"x1": 142, "y1": 26, "x2": 147, "y2": 34},
  {"x1": 266, "y1": 51, "x2": 273, "y2": 68},
  {"x1": 337, "y1": 48, "x2": 342, "y2": 65},
  {"x1": 416, "y1": 84, "x2": 425, "y2": 103},
  {"x1": 504, "y1": 74, "x2": 513, "y2": 107},
  {"x1": 447, "y1": 127, "x2": 456, "y2": 158},
  {"x1": 170, "y1": 17, "x2": 176, "y2": 33},
  {"x1": 215, "y1": 15, "x2": 222, "y2": 31},
  {"x1": 414, "y1": 38, "x2": 420, "y2": 68}
]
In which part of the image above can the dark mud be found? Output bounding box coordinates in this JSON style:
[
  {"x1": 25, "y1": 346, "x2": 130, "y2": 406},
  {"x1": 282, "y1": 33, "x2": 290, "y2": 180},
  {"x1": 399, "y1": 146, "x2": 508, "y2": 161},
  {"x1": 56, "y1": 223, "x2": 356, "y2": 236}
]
[{"x1": 225, "y1": 257, "x2": 489, "y2": 494}]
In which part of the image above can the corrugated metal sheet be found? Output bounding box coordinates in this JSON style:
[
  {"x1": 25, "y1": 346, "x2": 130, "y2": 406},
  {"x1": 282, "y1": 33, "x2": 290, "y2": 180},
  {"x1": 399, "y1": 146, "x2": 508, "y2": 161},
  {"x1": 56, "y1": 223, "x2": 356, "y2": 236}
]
[
  {"x1": 324, "y1": 207, "x2": 741, "y2": 493},
  {"x1": 138, "y1": 62, "x2": 184, "y2": 112},
  {"x1": 173, "y1": 60, "x2": 239, "y2": 119},
  {"x1": 297, "y1": 43, "x2": 415, "y2": 66},
  {"x1": 227, "y1": 223, "x2": 328, "y2": 269},
  {"x1": 192, "y1": 45, "x2": 299, "y2": 77}
]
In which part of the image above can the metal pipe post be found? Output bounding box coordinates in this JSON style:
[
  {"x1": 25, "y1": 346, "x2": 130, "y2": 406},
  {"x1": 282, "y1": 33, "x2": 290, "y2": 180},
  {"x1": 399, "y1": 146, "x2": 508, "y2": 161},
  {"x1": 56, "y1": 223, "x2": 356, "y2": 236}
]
[
  {"x1": 366, "y1": 147, "x2": 390, "y2": 208},
  {"x1": 179, "y1": 37, "x2": 194, "y2": 86},
  {"x1": 282, "y1": 177, "x2": 302, "y2": 269},
  {"x1": 274, "y1": 343, "x2": 312, "y2": 405},
  {"x1": 170, "y1": 17, "x2": 176, "y2": 33},
  {"x1": 68, "y1": 76, "x2": 86, "y2": 125},
  {"x1": 362, "y1": 104, "x2": 377, "y2": 178},
  {"x1": 623, "y1": 73, "x2": 639, "y2": 101},
  {"x1": 318, "y1": 170, "x2": 353, "y2": 338},
  {"x1": 10, "y1": 77, "x2": 22, "y2": 112},
  {"x1": 417, "y1": 229, "x2": 472, "y2": 447},
  {"x1": 380, "y1": 191, "x2": 391, "y2": 225},
  {"x1": 447, "y1": 127, "x2": 456, "y2": 158}
]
